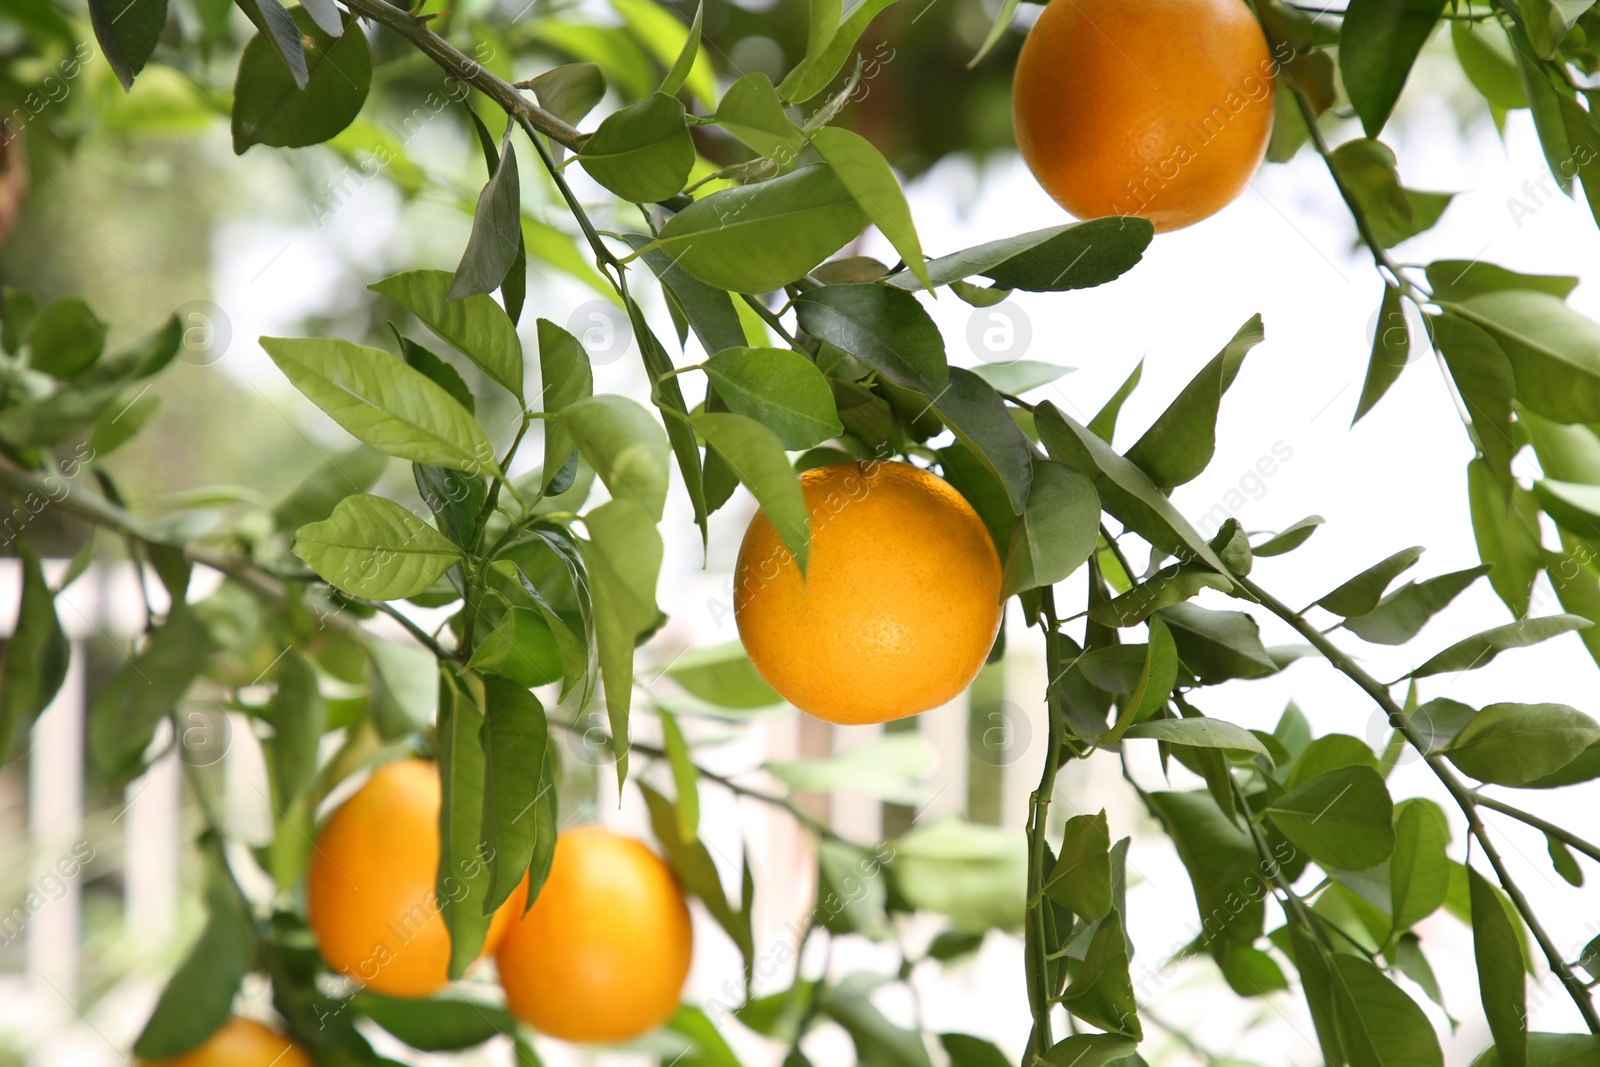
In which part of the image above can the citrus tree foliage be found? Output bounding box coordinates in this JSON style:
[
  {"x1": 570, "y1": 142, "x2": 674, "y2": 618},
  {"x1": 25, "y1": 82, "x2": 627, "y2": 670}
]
[{"x1": 3, "y1": 0, "x2": 1600, "y2": 1063}]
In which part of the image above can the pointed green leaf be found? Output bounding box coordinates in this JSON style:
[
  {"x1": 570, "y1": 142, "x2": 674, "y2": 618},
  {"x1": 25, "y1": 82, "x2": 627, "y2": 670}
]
[
  {"x1": 579, "y1": 93, "x2": 695, "y2": 203},
  {"x1": 693, "y1": 411, "x2": 810, "y2": 569},
  {"x1": 1469, "y1": 866, "x2": 1528, "y2": 1067},
  {"x1": 1317, "y1": 546, "x2": 1425, "y2": 618},
  {"x1": 1266, "y1": 766, "x2": 1395, "y2": 871},
  {"x1": 293, "y1": 494, "x2": 460, "y2": 600},
  {"x1": 1411, "y1": 615, "x2": 1591, "y2": 678},
  {"x1": 704, "y1": 347, "x2": 842, "y2": 449},
  {"x1": 808, "y1": 126, "x2": 930, "y2": 290}
]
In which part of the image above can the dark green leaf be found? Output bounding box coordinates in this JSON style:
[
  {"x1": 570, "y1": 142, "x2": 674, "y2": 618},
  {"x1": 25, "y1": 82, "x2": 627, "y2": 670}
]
[
  {"x1": 887, "y1": 218, "x2": 1153, "y2": 294},
  {"x1": 932, "y1": 367, "x2": 1033, "y2": 513},
  {"x1": 1547, "y1": 833, "x2": 1583, "y2": 886},
  {"x1": 1469, "y1": 866, "x2": 1528, "y2": 1067},
  {"x1": 268, "y1": 650, "x2": 323, "y2": 808},
  {"x1": 1353, "y1": 284, "x2": 1410, "y2": 423},
  {"x1": 1001, "y1": 460, "x2": 1100, "y2": 597},
  {"x1": 1126, "y1": 314, "x2": 1262, "y2": 489},
  {"x1": 529, "y1": 63, "x2": 606, "y2": 126},
  {"x1": 1089, "y1": 566, "x2": 1232, "y2": 627},
  {"x1": 704, "y1": 347, "x2": 843, "y2": 449},
  {"x1": 370, "y1": 270, "x2": 523, "y2": 401},
  {"x1": 1327, "y1": 138, "x2": 1453, "y2": 247},
  {"x1": 479, "y1": 677, "x2": 554, "y2": 912},
  {"x1": 1433, "y1": 312, "x2": 1518, "y2": 491},
  {"x1": 1443, "y1": 702, "x2": 1600, "y2": 785},
  {"x1": 1042, "y1": 811, "x2": 1112, "y2": 920},
  {"x1": 1266, "y1": 765, "x2": 1395, "y2": 871},
  {"x1": 1288, "y1": 925, "x2": 1347, "y2": 1067},
  {"x1": 579, "y1": 93, "x2": 695, "y2": 202},
  {"x1": 234, "y1": 0, "x2": 308, "y2": 87},
  {"x1": 1534, "y1": 478, "x2": 1600, "y2": 539},
  {"x1": 396, "y1": 333, "x2": 474, "y2": 415},
  {"x1": 1451, "y1": 290, "x2": 1600, "y2": 424},
  {"x1": 89, "y1": 0, "x2": 168, "y2": 91},
  {"x1": 794, "y1": 283, "x2": 947, "y2": 396},
  {"x1": 1329, "y1": 954, "x2": 1444, "y2": 1067},
  {"x1": 1160, "y1": 602, "x2": 1277, "y2": 683},
  {"x1": 652, "y1": 164, "x2": 867, "y2": 293},
  {"x1": 716, "y1": 73, "x2": 802, "y2": 160},
  {"x1": 1473, "y1": 1035, "x2": 1600, "y2": 1066},
  {"x1": 1253, "y1": 515, "x2": 1325, "y2": 557},
  {"x1": 293, "y1": 494, "x2": 461, "y2": 601},
  {"x1": 1039, "y1": 1034, "x2": 1138, "y2": 1067},
  {"x1": 1410, "y1": 616, "x2": 1591, "y2": 678},
  {"x1": 1145, "y1": 790, "x2": 1266, "y2": 949},
  {"x1": 1339, "y1": 0, "x2": 1447, "y2": 136},
  {"x1": 626, "y1": 234, "x2": 748, "y2": 357},
  {"x1": 1344, "y1": 565, "x2": 1491, "y2": 645},
  {"x1": 1089, "y1": 360, "x2": 1142, "y2": 443},
  {"x1": 1316, "y1": 546, "x2": 1425, "y2": 618},
  {"x1": 414, "y1": 464, "x2": 487, "y2": 551},
  {"x1": 0, "y1": 550, "x2": 69, "y2": 761},
  {"x1": 436, "y1": 671, "x2": 493, "y2": 979},
  {"x1": 939, "y1": 1034, "x2": 1011, "y2": 1067},
  {"x1": 232, "y1": 8, "x2": 369, "y2": 153},
  {"x1": 451, "y1": 127, "x2": 523, "y2": 302},
  {"x1": 353, "y1": 991, "x2": 513, "y2": 1051},
  {"x1": 29, "y1": 297, "x2": 107, "y2": 378},
  {"x1": 1467, "y1": 459, "x2": 1542, "y2": 617},
  {"x1": 1060, "y1": 909, "x2": 1141, "y2": 1038}
]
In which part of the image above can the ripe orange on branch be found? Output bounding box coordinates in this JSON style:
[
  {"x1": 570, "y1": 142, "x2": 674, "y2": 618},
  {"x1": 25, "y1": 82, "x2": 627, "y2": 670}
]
[
  {"x1": 734, "y1": 461, "x2": 1003, "y2": 725},
  {"x1": 136, "y1": 1017, "x2": 313, "y2": 1067},
  {"x1": 307, "y1": 758, "x2": 518, "y2": 998},
  {"x1": 497, "y1": 827, "x2": 693, "y2": 1042},
  {"x1": 1012, "y1": 0, "x2": 1277, "y2": 232}
]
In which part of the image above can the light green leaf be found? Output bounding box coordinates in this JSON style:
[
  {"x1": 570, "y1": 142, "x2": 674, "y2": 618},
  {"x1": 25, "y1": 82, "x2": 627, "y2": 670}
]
[
  {"x1": 1468, "y1": 459, "x2": 1543, "y2": 617},
  {"x1": 777, "y1": 0, "x2": 902, "y2": 103},
  {"x1": 562, "y1": 395, "x2": 671, "y2": 521},
  {"x1": 704, "y1": 347, "x2": 842, "y2": 449},
  {"x1": 1411, "y1": 615, "x2": 1590, "y2": 678},
  {"x1": 715, "y1": 73, "x2": 802, "y2": 161},
  {"x1": 1344, "y1": 565, "x2": 1491, "y2": 645},
  {"x1": 658, "y1": 0, "x2": 702, "y2": 96},
  {"x1": 1266, "y1": 765, "x2": 1396, "y2": 871},
  {"x1": 808, "y1": 126, "x2": 930, "y2": 291},
  {"x1": 1042, "y1": 810, "x2": 1112, "y2": 920},
  {"x1": 611, "y1": 0, "x2": 717, "y2": 107},
  {"x1": 1390, "y1": 798, "x2": 1450, "y2": 931},
  {"x1": 1469, "y1": 866, "x2": 1528, "y2": 1067},
  {"x1": 579, "y1": 93, "x2": 695, "y2": 203},
  {"x1": 1317, "y1": 546, "x2": 1425, "y2": 618},
  {"x1": 890, "y1": 818, "x2": 1026, "y2": 932},
  {"x1": 0, "y1": 550, "x2": 69, "y2": 761},
  {"x1": 1123, "y1": 717, "x2": 1270, "y2": 760},
  {"x1": 652, "y1": 164, "x2": 868, "y2": 293},
  {"x1": 528, "y1": 62, "x2": 606, "y2": 126},
  {"x1": 353, "y1": 990, "x2": 514, "y2": 1051},
  {"x1": 1089, "y1": 359, "x2": 1142, "y2": 443},
  {"x1": 693, "y1": 411, "x2": 810, "y2": 569},
  {"x1": 1443, "y1": 702, "x2": 1600, "y2": 785},
  {"x1": 967, "y1": 360, "x2": 1071, "y2": 396},
  {"x1": 535, "y1": 319, "x2": 593, "y2": 492},
  {"x1": 369, "y1": 270, "x2": 523, "y2": 400},
  {"x1": 293, "y1": 494, "x2": 459, "y2": 600},
  {"x1": 663, "y1": 642, "x2": 780, "y2": 709},
  {"x1": 1452, "y1": 290, "x2": 1600, "y2": 424},
  {"x1": 1426, "y1": 260, "x2": 1572, "y2": 302},
  {"x1": 885, "y1": 217, "x2": 1153, "y2": 294},
  {"x1": 29, "y1": 297, "x2": 107, "y2": 378},
  {"x1": 1040, "y1": 1035, "x2": 1138, "y2": 1067},
  {"x1": 768, "y1": 733, "x2": 933, "y2": 804}
]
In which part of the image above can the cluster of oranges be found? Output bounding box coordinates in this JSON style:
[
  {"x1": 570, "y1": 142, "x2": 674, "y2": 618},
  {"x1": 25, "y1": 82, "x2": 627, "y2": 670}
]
[{"x1": 145, "y1": 0, "x2": 1273, "y2": 1057}]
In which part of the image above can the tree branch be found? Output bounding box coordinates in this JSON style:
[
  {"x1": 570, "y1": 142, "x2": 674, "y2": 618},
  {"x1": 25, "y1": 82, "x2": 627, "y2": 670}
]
[
  {"x1": 1475, "y1": 792, "x2": 1600, "y2": 865},
  {"x1": 1233, "y1": 573, "x2": 1600, "y2": 1033}
]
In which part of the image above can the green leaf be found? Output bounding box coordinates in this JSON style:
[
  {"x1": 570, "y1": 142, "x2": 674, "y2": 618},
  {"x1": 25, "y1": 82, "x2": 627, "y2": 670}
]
[
  {"x1": 652, "y1": 164, "x2": 868, "y2": 293},
  {"x1": 435, "y1": 671, "x2": 492, "y2": 979},
  {"x1": 940, "y1": 1034, "x2": 1012, "y2": 1067},
  {"x1": 528, "y1": 319, "x2": 591, "y2": 495},
  {"x1": 272, "y1": 445, "x2": 389, "y2": 533},
  {"x1": 891, "y1": 819, "x2": 1027, "y2": 932},
  {"x1": 1034, "y1": 404, "x2": 1231, "y2": 575},
  {"x1": 1450, "y1": 21, "x2": 1527, "y2": 111},
  {"x1": 885, "y1": 217, "x2": 1153, "y2": 294},
  {"x1": 1221, "y1": 945, "x2": 1290, "y2": 998},
  {"x1": 528, "y1": 63, "x2": 606, "y2": 126},
  {"x1": 1103, "y1": 617, "x2": 1179, "y2": 745},
  {"x1": 1344, "y1": 565, "x2": 1491, "y2": 645},
  {"x1": 368, "y1": 639, "x2": 437, "y2": 739},
  {"x1": 413, "y1": 464, "x2": 487, "y2": 551},
  {"x1": 1145, "y1": 790, "x2": 1266, "y2": 948},
  {"x1": 693, "y1": 411, "x2": 810, "y2": 568},
  {"x1": 1126, "y1": 314, "x2": 1263, "y2": 489},
  {"x1": 131, "y1": 859, "x2": 252, "y2": 1058},
  {"x1": 267, "y1": 650, "x2": 323, "y2": 809},
  {"x1": 777, "y1": 0, "x2": 903, "y2": 103},
  {"x1": 89, "y1": 606, "x2": 206, "y2": 783},
  {"x1": 704, "y1": 347, "x2": 842, "y2": 449},
  {"x1": 263, "y1": 336, "x2": 497, "y2": 474},
  {"x1": 794, "y1": 283, "x2": 948, "y2": 396},
  {"x1": 232, "y1": 7, "x2": 369, "y2": 153},
  {"x1": 1468, "y1": 459, "x2": 1543, "y2": 617},
  {"x1": 1469, "y1": 866, "x2": 1528, "y2": 1067},
  {"x1": 1040, "y1": 1035, "x2": 1139, "y2": 1067},
  {"x1": 29, "y1": 297, "x2": 107, "y2": 378},
  {"x1": 562, "y1": 394, "x2": 671, "y2": 521},
  {"x1": 579, "y1": 499, "x2": 664, "y2": 785},
  {"x1": 1160, "y1": 602, "x2": 1277, "y2": 683},
  {"x1": 293, "y1": 494, "x2": 460, "y2": 601},
  {"x1": 1286, "y1": 734, "x2": 1382, "y2": 789},
  {"x1": 395, "y1": 333, "x2": 475, "y2": 417},
  {"x1": 932, "y1": 367, "x2": 1034, "y2": 513},
  {"x1": 1509, "y1": 22, "x2": 1574, "y2": 194},
  {"x1": 657, "y1": 708, "x2": 699, "y2": 840},
  {"x1": 768, "y1": 733, "x2": 933, "y2": 804},
  {"x1": 1354, "y1": 285, "x2": 1410, "y2": 423},
  {"x1": 715, "y1": 73, "x2": 802, "y2": 161},
  {"x1": 1450, "y1": 290, "x2": 1600, "y2": 424},
  {"x1": 1089, "y1": 360, "x2": 1142, "y2": 443},
  {"x1": 666, "y1": 641, "x2": 781, "y2": 708},
  {"x1": 353, "y1": 990, "x2": 513, "y2": 1051},
  {"x1": 1252, "y1": 515, "x2": 1325, "y2": 558},
  {"x1": 1411, "y1": 615, "x2": 1591, "y2": 678},
  {"x1": 1473, "y1": 1035, "x2": 1600, "y2": 1066},
  {"x1": 1317, "y1": 546, "x2": 1425, "y2": 618},
  {"x1": 370, "y1": 270, "x2": 524, "y2": 400},
  {"x1": 820, "y1": 976, "x2": 933, "y2": 1067},
  {"x1": 479, "y1": 677, "x2": 555, "y2": 912},
  {"x1": 579, "y1": 93, "x2": 695, "y2": 203},
  {"x1": 1432, "y1": 311, "x2": 1518, "y2": 492},
  {"x1": 1442, "y1": 702, "x2": 1600, "y2": 785},
  {"x1": 1000, "y1": 461, "x2": 1100, "y2": 598},
  {"x1": 1521, "y1": 0, "x2": 1593, "y2": 57},
  {"x1": 808, "y1": 126, "x2": 930, "y2": 291},
  {"x1": 1390, "y1": 798, "x2": 1450, "y2": 931},
  {"x1": 1339, "y1": 0, "x2": 1446, "y2": 137},
  {"x1": 612, "y1": 0, "x2": 717, "y2": 107},
  {"x1": 89, "y1": 0, "x2": 168, "y2": 91},
  {"x1": 659, "y1": 0, "x2": 703, "y2": 96},
  {"x1": 1329, "y1": 954, "x2": 1444, "y2": 1067},
  {"x1": 1547, "y1": 833, "x2": 1584, "y2": 885},
  {"x1": 1288, "y1": 925, "x2": 1347, "y2": 1067},
  {"x1": 639, "y1": 782, "x2": 753, "y2": 964},
  {"x1": 967, "y1": 361, "x2": 1072, "y2": 396},
  {"x1": 0, "y1": 550, "x2": 69, "y2": 761},
  {"x1": 1089, "y1": 566, "x2": 1232, "y2": 627},
  {"x1": 1266, "y1": 766, "x2": 1396, "y2": 871},
  {"x1": 451, "y1": 126, "x2": 523, "y2": 303},
  {"x1": 1123, "y1": 718, "x2": 1271, "y2": 760},
  {"x1": 1060, "y1": 910, "x2": 1142, "y2": 1038},
  {"x1": 1426, "y1": 260, "x2": 1574, "y2": 302},
  {"x1": 1042, "y1": 811, "x2": 1112, "y2": 920},
  {"x1": 1326, "y1": 138, "x2": 1453, "y2": 247},
  {"x1": 627, "y1": 234, "x2": 748, "y2": 356},
  {"x1": 1534, "y1": 478, "x2": 1600, "y2": 539}
]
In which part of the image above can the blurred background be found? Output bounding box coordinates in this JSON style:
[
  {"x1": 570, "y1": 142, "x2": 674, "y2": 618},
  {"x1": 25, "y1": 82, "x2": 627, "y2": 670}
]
[{"x1": 1, "y1": 0, "x2": 1598, "y2": 1063}]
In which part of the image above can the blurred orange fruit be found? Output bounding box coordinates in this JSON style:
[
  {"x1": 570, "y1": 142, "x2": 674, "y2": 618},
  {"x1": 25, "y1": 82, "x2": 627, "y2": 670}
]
[
  {"x1": 1012, "y1": 0, "x2": 1276, "y2": 232},
  {"x1": 734, "y1": 461, "x2": 1002, "y2": 725},
  {"x1": 136, "y1": 1017, "x2": 312, "y2": 1067},
  {"x1": 307, "y1": 758, "x2": 518, "y2": 997},
  {"x1": 497, "y1": 827, "x2": 692, "y2": 1042}
]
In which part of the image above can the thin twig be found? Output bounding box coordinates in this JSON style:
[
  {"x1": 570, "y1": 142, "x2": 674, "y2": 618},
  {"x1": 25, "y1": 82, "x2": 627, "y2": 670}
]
[{"x1": 1474, "y1": 792, "x2": 1600, "y2": 864}]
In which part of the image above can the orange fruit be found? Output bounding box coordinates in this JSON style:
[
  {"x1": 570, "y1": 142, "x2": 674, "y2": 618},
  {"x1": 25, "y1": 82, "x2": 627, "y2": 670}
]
[
  {"x1": 136, "y1": 1017, "x2": 313, "y2": 1067},
  {"x1": 734, "y1": 461, "x2": 1002, "y2": 725},
  {"x1": 307, "y1": 758, "x2": 518, "y2": 997},
  {"x1": 1012, "y1": 0, "x2": 1276, "y2": 232},
  {"x1": 497, "y1": 827, "x2": 692, "y2": 1042}
]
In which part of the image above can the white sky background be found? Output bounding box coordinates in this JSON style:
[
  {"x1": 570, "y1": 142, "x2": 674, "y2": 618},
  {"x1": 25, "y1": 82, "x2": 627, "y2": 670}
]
[{"x1": 193, "y1": 34, "x2": 1600, "y2": 1067}]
